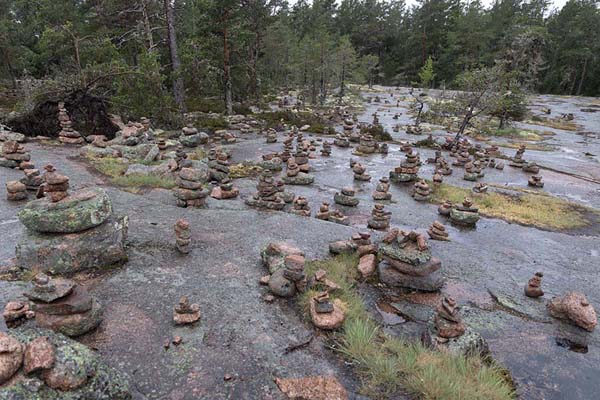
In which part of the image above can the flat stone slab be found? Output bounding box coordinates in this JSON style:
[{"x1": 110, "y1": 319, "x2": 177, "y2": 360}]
[
  {"x1": 18, "y1": 188, "x2": 113, "y2": 234},
  {"x1": 16, "y1": 216, "x2": 128, "y2": 275},
  {"x1": 378, "y1": 261, "x2": 445, "y2": 291}
]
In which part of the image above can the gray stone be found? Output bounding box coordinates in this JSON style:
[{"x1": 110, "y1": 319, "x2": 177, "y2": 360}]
[
  {"x1": 378, "y1": 261, "x2": 445, "y2": 291},
  {"x1": 268, "y1": 269, "x2": 296, "y2": 298},
  {"x1": 16, "y1": 216, "x2": 128, "y2": 275}
]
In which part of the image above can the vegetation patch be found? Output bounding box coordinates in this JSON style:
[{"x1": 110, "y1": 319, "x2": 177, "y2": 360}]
[
  {"x1": 85, "y1": 155, "x2": 129, "y2": 178},
  {"x1": 257, "y1": 110, "x2": 336, "y2": 135},
  {"x1": 526, "y1": 116, "x2": 580, "y2": 131},
  {"x1": 111, "y1": 174, "x2": 176, "y2": 189},
  {"x1": 487, "y1": 141, "x2": 556, "y2": 152},
  {"x1": 229, "y1": 162, "x2": 263, "y2": 178},
  {"x1": 300, "y1": 254, "x2": 514, "y2": 399},
  {"x1": 360, "y1": 124, "x2": 392, "y2": 141},
  {"x1": 478, "y1": 127, "x2": 552, "y2": 141},
  {"x1": 430, "y1": 182, "x2": 594, "y2": 230}
]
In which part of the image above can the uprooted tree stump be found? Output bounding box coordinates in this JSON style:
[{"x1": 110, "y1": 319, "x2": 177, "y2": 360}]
[{"x1": 7, "y1": 89, "x2": 119, "y2": 139}]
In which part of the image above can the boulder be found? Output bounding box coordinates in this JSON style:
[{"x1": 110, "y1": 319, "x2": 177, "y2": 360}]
[
  {"x1": 378, "y1": 261, "x2": 445, "y2": 292},
  {"x1": 268, "y1": 269, "x2": 296, "y2": 298},
  {"x1": 261, "y1": 242, "x2": 304, "y2": 274},
  {"x1": 0, "y1": 332, "x2": 23, "y2": 384},
  {"x1": 23, "y1": 336, "x2": 55, "y2": 375},
  {"x1": 18, "y1": 188, "x2": 113, "y2": 234},
  {"x1": 548, "y1": 292, "x2": 597, "y2": 332},
  {"x1": 16, "y1": 216, "x2": 128, "y2": 275},
  {"x1": 358, "y1": 254, "x2": 377, "y2": 278},
  {"x1": 36, "y1": 299, "x2": 103, "y2": 337},
  {"x1": 310, "y1": 299, "x2": 346, "y2": 330}
]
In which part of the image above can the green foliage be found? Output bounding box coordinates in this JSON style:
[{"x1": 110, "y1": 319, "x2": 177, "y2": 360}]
[
  {"x1": 418, "y1": 56, "x2": 436, "y2": 88},
  {"x1": 257, "y1": 110, "x2": 335, "y2": 134}
]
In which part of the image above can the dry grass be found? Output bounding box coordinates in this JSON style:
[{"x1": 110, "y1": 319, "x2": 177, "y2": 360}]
[
  {"x1": 526, "y1": 117, "x2": 580, "y2": 131},
  {"x1": 85, "y1": 155, "x2": 129, "y2": 177},
  {"x1": 84, "y1": 155, "x2": 175, "y2": 189},
  {"x1": 430, "y1": 182, "x2": 593, "y2": 230},
  {"x1": 300, "y1": 255, "x2": 515, "y2": 399},
  {"x1": 229, "y1": 162, "x2": 263, "y2": 178},
  {"x1": 486, "y1": 141, "x2": 556, "y2": 152}
]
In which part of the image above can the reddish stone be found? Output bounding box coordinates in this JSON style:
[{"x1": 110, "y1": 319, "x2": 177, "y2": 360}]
[{"x1": 23, "y1": 336, "x2": 55, "y2": 374}]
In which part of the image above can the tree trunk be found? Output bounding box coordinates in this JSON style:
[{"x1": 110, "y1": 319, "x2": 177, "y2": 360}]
[
  {"x1": 142, "y1": 0, "x2": 155, "y2": 52},
  {"x1": 164, "y1": 0, "x2": 186, "y2": 113},
  {"x1": 319, "y1": 40, "x2": 325, "y2": 105},
  {"x1": 576, "y1": 56, "x2": 588, "y2": 96},
  {"x1": 339, "y1": 60, "x2": 345, "y2": 104},
  {"x1": 223, "y1": 9, "x2": 233, "y2": 115},
  {"x1": 0, "y1": 45, "x2": 17, "y2": 89}
]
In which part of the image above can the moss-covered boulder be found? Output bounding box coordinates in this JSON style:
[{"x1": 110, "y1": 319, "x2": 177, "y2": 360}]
[
  {"x1": 0, "y1": 327, "x2": 131, "y2": 399},
  {"x1": 18, "y1": 188, "x2": 113, "y2": 234}
]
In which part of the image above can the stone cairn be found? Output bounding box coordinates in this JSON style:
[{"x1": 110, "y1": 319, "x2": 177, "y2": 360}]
[
  {"x1": 21, "y1": 166, "x2": 44, "y2": 191},
  {"x1": 334, "y1": 134, "x2": 350, "y2": 147},
  {"x1": 428, "y1": 221, "x2": 450, "y2": 241},
  {"x1": 334, "y1": 186, "x2": 359, "y2": 207},
  {"x1": 41, "y1": 164, "x2": 69, "y2": 202},
  {"x1": 353, "y1": 163, "x2": 371, "y2": 181},
  {"x1": 173, "y1": 296, "x2": 201, "y2": 325},
  {"x1": 438, "y1": 200, "x2": 453, "y2": 216},
  {"x1": 367, "y1": 203, "x2": 390, "y2": 230},
  {"x1": 320, "y1": 141, "x2": 332, "y2": 156},
  {"x1": 0, "y1": 140, "x2": 31, "y2": 169},
  {"x1": 436, "y1": 158, "x2": 452, "y2": 176},
  {"x1": 6, "y1": 181, "x2": 27, "y2": 201},
  {"x1": 378, "y1": 229, "x2": 445, "y2": 291},
  {"x1": 290, "y1": 196, "x2": 311, "y2": 217},
  {"x1": 528, "y1": 174, "x2": 544, "y2": 188},
  {"x1": 294, "y1": 149, "x2": 311, "y2": 173},
  {"x1": 310, "y1": 291, "x2": 346, "y2": 330},
  {"x1": 342, "y1": 118, "x2": 355, "y2": 136},
  {"x1": 157, "y1": 138, "x2": 168, "y2": 151},
  {"x1": 16, "y1": 183, "x2": 127, "y2": 274},
  {"x1": 432, "y1": 172, "x2": 443, "y2": 185},
  {"x1": 411, "y1": 179, "x2": 431, "y2": 201},
  {"x1": 174, "y1": 219, "x2": 191, "y2": 254},
  {"x1": 316, "y1": 202, "x2": 331, "y2": 220},
  {"x1": 449, "y1": 197, "x2": 480, "y2": 227},
  {"x1": 329, "y1": 232, "x2": 374, "y2": 256},
  {"x1": 390, "y1": 149, "x2": 420, "y2": 183},
  {"x1": 372, "y1": 177, "x2": 392, "y2": 200},
  {"x1": 3, "y1": 299, "x2": 33, "y2": 327},
  {"x1": 282, "y1": 158, "x2": 314, "y2": 185},
  {"x1": 174, "y1": 168, "x2": 208, "y2": 208},
  {"x1": 433, "y1": 297, "x2": 465, "y2": 338},
  {"x1": 524, "y1": 272, "x2": 544, "y2": 298},
  {"x1": 266, "y1": 129, "x2": 277, "y2": 143},
  {"x1": 463, "y1": 162, "x2": 480, "y2": 181},
  {"x1": 208, "y1": 151, "x2": 230, "y2": 182},
  {"x1": 25, "y1": 273, "x2": 103, "y2": 337},
  {"x1": 328, "y1": 208, "x2": 350, "y2": 225},
  {"x1": 452, "y1": 151, "x2": 471, "y2": 167},
  {"x1": 262, "y1": 243, "x2": 307, "y2": 298},
  {"x1": 246, "y1": 171, "x2": 286, "y2": 210},
  {"x1": 547, "y1": 292, "x2": 597, "y2": 332},
  {"x1": 57, "y1": 102, "x2": 84, "y2": 145},
  {"x1": 180, "y1": 124, "x2": 206, "y2": 147},
  {"x1": 356, "y1": 134, "x2": 377, "y2": 154},
  {"x1": 210, "y1": 177, "x2": 239, "y2": 199},
  {"x1": 523, "y1": 161, "x2": 540, "y2": 173},
  {"x1": 281, "y1": 136, "x2": 294, "y2": 161},
  {"x1": 510, "y1": 145, "x2": 527, "y2": 168},
  {"x1": 173, "y1": 146, "x2": 192, "y2": 171},
  {"x1": 472, "y1": 182, "x2": 488, "y2": 194}
]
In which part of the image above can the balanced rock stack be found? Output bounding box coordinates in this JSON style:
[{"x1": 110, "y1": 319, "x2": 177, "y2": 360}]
[
  {"x1": 208, "y1": 151, "x2": 231, "y2": 182},
  {"x1": 356, "y1": 134, "x2": 377, "y2": 154},
  {"x1": 449, "y1": 197, "x2": 480, "y2": 227},
  {"x1": 173, "y1": 296, "x2": 201, "y2": 325},
  {"x1": 281, "y1": 136, "x2": 294, "y2": 161},
  {"x1": 309, "y1": 292, "x2": 346, "y2": 330},
  {"x1": 25, "y1": 273, "x2": 103, "y2": 337},
  {"x1": 42, "y1": 164, "x2": 69, "y2": 202},
  {"x1": 342, "y1": 119, "x2": 355, "y2": 135},
  {"x1": 261, "y1": 243, "x2": 306, "y2": 298},
  {"x1": 432, "y1": 172, "x2": 443, "y2": 185},
  {"x1": 328, "y1": 208, "x2": 350, "y2": 225},
  {"x1": 510, "y1": 145, "x2": 527, "y2": 168},
  {"x1": 378, "y1": 229, "x2": 445, "y2": 291},
  {"x1": 353, "y1": 163, "x2": 371, "y2": 181},
  {"x1": 524, "y1": 272, "x2": 544, "y2": 298},
  {"x1": 316, "y1": 202, "x2": 331, "y2": 220},
  {"x1": 294, "y1": 150, "x2": 311, "y2": 173},
  {"x1": 528, "y1": 174, "x2": 544, "y2": 188},
  {"x1": 463, "y1": 162, "x2": 479, "y2": 182},
  {"x1": 174, "y1": 219, "x2": 191, "y2": 254},
  {"x1": 282, "y1": 158, "x2": 314, "y2": 185},
  {"x1": 438, "y1": 200, "x2": 453, "y2": 216},
  {"x1": 16, "y1": 186, "x2": 127, "y2": 275},
  {"x1": 266, "y1": 129, "x2": 277, "y2": 143},
  {"x1": 20, "y1": 167, "x2": 44, "y2": 191},
  {"x1": 174, "y1": 168, "x2": 209, "y2": 208},
  {"x1": 320, "y1": 141, "x2": 332, "y2": 156},
  {"x1": 0, "y1": 328, "x2": 132, "y2": 397},
  {"x1": 180, "y1": 124, "x2": 206, "y2": 147},
  {"x1": 6, "y1": 181, "x2": 27, "y2": 201},
  {"x1": 0, "y1": 140, "x2": 30, "y2": 169},
  {"x1": 334, "y1": 186, "x2": 359, "y2": 207},
  {"x1": 523, "y1": 162, "x2": 540, "y2": 173},
  {"x1": 57, "y1": 102, "x2": 84, "y2": 144},
  {"x1": 290, "y1": 196, "x2": 311, "y2": 217},
  {"x1": 411, "y1": 179, "x2": 431, "y2": 201},
  {"x1": 210, "y1": 178, "x2": 239, "y2": 199},
  {"x1": 452, "y1": 151, "x2": 471, "y2": 167},
  {"x1": 547, "y1": 292, "x2": 597, "y2": 332},
  {"x1": 435, "y1": 158, "x2": 452, "y2": 176},
  {"x1": 472, "y1": 182, "x2": 488, "y2": 193},
  {"x1": 246, "y1": 171, "x2": 286, "y2": 210},
  {"x1": 372, "y1": 177, "x2": 392, "y2": 200},
  {"x1": 422, "y1": 297, "x2": 488, "y2": 356},
  {"x1": 334, "y1": 134, "x2": 350, "y2": 147},
  {"x1": 367, "y1": 203, "x2": 391, "y2": 230},
  {"x1": 428, "y1": 221, "x2": 450, "y2": 241},
  {"x1": 390, "y1": 149, "x2": 420, "y2": 183}
]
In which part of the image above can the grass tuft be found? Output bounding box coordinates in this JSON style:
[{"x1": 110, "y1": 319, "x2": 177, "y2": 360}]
[
  {"x1": 430, "y1": 182, "x2": 594, "y2": 230},
  {"x1": 85, "y1": 155, "x2": 129, "y2": 177},
  {"x1": 111, "y1": 174, "x2": 176, "y2": 189},
  {"x1": 301, "y1": 255, "x2": 515, "y2": 399}
]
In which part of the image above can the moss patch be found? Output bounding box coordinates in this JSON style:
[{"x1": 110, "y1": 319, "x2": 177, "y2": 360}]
[
  {"x1": 526, "y1": 116, "x2": 580, "y2": 131},
  {"x1": 229, "y1": 162, "x2": 263, "y2": 178},
  {"x1": 85, "y1": 155, "x2": 129, "y2": 178},
  {"x1": 256, "y1": 110, "x2": 335, "y2": 134},
  {"x1": 111, "y1": 174, "x2": 175, "y2": 189},
  {"x1": 430, "y1": 182, "x2": 594, "y2": 230},
  {"x1": 300, "y1": 255, "x2": 515, "y2": 399}
]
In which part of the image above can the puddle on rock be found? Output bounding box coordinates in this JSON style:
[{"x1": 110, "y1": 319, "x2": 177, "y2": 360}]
[{"x1": 376, "y1": 300, "x2": 406, "y2": 326}]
